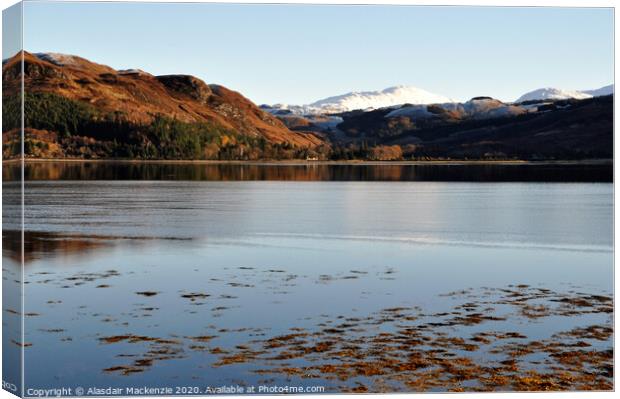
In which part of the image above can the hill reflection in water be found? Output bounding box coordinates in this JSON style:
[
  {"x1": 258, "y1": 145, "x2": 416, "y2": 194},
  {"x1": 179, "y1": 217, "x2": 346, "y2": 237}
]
[{"x1": 2, "y1": 161, "x2": 613, "y2": 182}]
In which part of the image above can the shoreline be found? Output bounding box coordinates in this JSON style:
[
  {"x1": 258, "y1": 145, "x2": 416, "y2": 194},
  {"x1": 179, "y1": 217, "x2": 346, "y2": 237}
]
[{"x1": 2, "y1": 158, "x2": 614, "y2": 166}]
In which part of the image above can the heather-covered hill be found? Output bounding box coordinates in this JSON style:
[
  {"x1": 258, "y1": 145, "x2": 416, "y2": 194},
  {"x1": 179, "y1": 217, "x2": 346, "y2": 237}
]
[{"x1": 2, "y1": 51, "x2": 325, "y2": 160}]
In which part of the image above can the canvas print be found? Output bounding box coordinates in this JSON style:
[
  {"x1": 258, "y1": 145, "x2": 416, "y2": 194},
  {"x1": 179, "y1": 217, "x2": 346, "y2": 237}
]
[{"x1": 1, "y1": 1, "x2": 614, "y2": 396}]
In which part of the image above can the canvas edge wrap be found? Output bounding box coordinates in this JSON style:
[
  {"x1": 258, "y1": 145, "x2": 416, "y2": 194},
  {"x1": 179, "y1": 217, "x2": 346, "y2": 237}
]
[{"x1": 2, "y1": 1, "x2": 25, "y2": 397}]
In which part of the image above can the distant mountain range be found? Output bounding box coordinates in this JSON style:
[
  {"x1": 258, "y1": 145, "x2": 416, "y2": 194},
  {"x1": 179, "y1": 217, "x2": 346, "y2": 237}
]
[
  {"x1": 1, "y1": 51, "x2": 613, "y2": 161},
  {"x1": 264, "y1": 84, "x2": 613, "y2": 115},
  {"x1": 333, "y1": 95, "x2": 612, "y2": 160}
]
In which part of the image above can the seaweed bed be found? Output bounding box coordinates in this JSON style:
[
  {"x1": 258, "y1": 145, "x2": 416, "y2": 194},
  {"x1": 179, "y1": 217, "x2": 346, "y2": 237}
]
[
  {"x1": 12, "y1": 254, "x2": 613, "y2": 392},
  {"x1": 95, "y1": 285, "x2": 613, "y2": 392}
]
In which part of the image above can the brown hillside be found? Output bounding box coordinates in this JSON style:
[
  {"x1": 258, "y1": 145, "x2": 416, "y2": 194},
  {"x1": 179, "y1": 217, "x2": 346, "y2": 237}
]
[{"x1": 2, "y1": 51, "x2": 323, "y2": 148}]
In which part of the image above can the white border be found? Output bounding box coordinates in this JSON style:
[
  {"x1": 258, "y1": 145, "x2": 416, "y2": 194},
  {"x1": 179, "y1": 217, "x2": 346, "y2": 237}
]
[{"x1": 0, "y1": 2, "x2": 616, "y2": 399}]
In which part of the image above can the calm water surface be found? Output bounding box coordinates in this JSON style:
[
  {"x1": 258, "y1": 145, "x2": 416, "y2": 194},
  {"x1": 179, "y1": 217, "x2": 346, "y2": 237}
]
[{"x1": 2, "y1": 163, "x2": 614, "y2": 393}]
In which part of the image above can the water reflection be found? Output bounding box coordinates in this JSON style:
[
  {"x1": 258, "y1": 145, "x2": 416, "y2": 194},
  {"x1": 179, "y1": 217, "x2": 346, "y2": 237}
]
[
  {"x1": 2, "y1": 161, "x2": 612, "y2": 182},
  {"x1": 2, "y1": 230, "x2": 180, "y2": 264}
]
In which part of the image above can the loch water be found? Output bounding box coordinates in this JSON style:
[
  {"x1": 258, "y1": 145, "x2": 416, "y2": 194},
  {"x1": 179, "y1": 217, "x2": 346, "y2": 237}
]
[{"x1": 2, "y1": 162, "x2": 613, "y2": 392}]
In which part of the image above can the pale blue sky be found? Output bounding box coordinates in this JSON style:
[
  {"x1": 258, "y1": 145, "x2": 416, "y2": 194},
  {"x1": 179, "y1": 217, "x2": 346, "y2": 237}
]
[{"x1": 17, "y1": 1, "x2": 615, "y2": 104}]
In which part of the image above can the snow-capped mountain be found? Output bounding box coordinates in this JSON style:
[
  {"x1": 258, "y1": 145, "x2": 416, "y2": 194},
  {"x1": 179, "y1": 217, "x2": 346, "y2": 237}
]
[
  {"x1": 582, "y1": 84, "x2": 614, "y2": 97},
  {"x1": 516, "y1": 85, "x2": 613, "y2": 103},
  {"x1": 516, "y1": 88, "x2": 592, "y2": 103},
  {"x1": 265, "y1": 85, "x2": 453, "y2": 115},
  {"x1": 308, "y1": 85, "x2": 453, "y2": 114}
]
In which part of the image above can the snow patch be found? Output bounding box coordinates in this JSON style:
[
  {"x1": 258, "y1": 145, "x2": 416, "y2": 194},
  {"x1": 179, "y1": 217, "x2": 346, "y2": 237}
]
[
  {"x1": 118, "y1": 68, "x2": 150, "y2": 76},
  {"x1": 34, "y1": 52, "x2": 81, "y2": 67}
]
